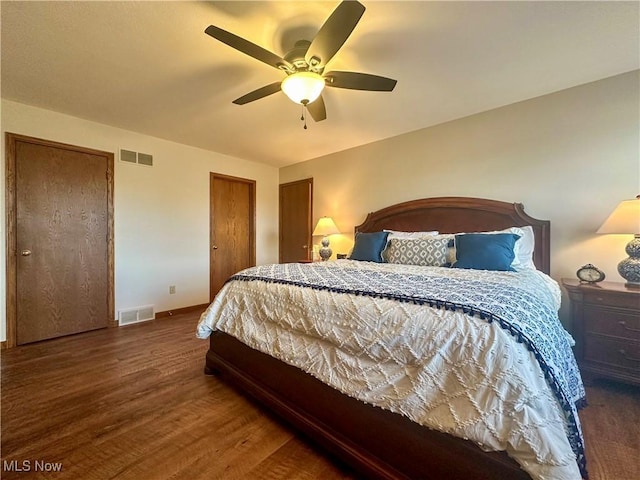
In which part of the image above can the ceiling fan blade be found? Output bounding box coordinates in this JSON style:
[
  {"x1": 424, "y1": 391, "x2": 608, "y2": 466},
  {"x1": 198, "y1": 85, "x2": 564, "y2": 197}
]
[
  {"x1": 205, "y1": 25, "x2": 293, "y2": 72},
  {"x1": 305, "y1": 1, "x2": 366, "y2": 70},
  {"x1": 232, "y1": 82, "x2": 282, "y2": 105},
  {"x1": 307, "y1": 95, "x2": 327, "y2": 122},
  {"x1": 324, "y1": 71, "x2": 397, "y2": 91}
]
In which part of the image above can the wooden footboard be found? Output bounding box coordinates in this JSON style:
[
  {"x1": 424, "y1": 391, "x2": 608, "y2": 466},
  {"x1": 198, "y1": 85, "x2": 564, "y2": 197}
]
[{"x1": 206, "y1": 331, "x2": 531, "y2": 480}]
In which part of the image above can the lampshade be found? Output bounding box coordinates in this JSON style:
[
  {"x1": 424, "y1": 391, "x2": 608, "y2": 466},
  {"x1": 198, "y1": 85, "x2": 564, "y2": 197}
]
[
  {"x1": 313, "y1": 217, "x2": 340, "y2": 237},
  {"x1": 281, "y1": 72, "x2": 325, "y2": 105},
  {"x1": 597, "y1": 195, "x2": 640, "y2": 234},
  {"x1": 597, "y1": 195, "x2": 640, "y2": 287}
]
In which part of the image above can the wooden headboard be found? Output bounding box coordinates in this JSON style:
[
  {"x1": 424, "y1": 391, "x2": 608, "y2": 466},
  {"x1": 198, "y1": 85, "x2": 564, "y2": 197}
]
[{"x1": 355, "y1": 197, "x2": 550, "y2": 274}]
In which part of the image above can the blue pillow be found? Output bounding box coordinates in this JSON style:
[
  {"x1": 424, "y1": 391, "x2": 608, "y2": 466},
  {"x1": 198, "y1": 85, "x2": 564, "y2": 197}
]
[
  {"x1": 350, "y1": 231, "x2": 390, "y2": 263},
  {"x1": 452, "y1": 233, "x2": 520, "y2": 272}
]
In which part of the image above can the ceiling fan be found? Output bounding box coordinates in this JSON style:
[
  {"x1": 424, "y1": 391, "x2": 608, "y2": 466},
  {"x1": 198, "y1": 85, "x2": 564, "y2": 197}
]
[{"x1": 205, "y1": 0, "x2": 397, "y2": 126}]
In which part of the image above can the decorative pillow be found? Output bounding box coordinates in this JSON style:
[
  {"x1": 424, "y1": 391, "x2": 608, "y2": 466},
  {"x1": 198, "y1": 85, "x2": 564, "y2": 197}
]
[
  {"x1": 350, "y1": 231, "x2": 390, "y2": 263},
  {"x1": 383, "y1": 229, "x2": 439, "y2": 239},
  {"x1": 486, "y1": 226, "x2": 535, "y2": 270},
  {"x1": 452, "y1": 233, "x2": 520, "y2": 271},
  {"x1": 383, "y1": 237, "x2": 450, "y2": 266},
  {"x1": 446, "y1": 226, "x2": 536, "y2": 270}
]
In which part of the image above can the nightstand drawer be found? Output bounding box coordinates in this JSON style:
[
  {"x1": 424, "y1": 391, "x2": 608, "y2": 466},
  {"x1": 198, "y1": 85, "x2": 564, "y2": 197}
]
[
  {"x1": 583, "y1": 306, "x2": 640, "y2": 341},
  {"x1": 583, "y1": 291, "x2": 640, "y2": 310},
  {"x1": 584, "y1": 336, "x2": 640, "y2": 371}
]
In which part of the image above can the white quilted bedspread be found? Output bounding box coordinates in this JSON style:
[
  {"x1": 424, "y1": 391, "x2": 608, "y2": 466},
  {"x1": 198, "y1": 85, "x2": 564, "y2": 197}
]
[{"x1": 197, "y1": 261, "x2": 583, "y2": 480}]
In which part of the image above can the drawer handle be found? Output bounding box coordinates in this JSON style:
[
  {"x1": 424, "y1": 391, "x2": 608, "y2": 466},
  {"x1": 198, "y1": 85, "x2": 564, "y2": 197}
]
[
  {"x1": 618, "y1": 321, "x2": 640, "y2": 334},
  {"x1": 618, "y1": 349, "x2": 640, "y2": 362}
]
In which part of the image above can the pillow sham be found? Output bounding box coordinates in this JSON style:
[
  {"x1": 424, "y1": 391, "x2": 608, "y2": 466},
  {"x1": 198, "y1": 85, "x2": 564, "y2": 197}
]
[
  {"x1": 383, "y1": 237, "x2": 450, "y2": 266},
  {"x1": 350, "y1": 231, "x2": 390, "y2": 263},
  {"x1": 383, "y1": 229, "x2": 439, "y2": 239},
  {"x1": 510, "y1": 225, "x2": 535, "y2": 269},
  {"x1": 452, "y1": 233, "x2": 520, "y2": 272}
]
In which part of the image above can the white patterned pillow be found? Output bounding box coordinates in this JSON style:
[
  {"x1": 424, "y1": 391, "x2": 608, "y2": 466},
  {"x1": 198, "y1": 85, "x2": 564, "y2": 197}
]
[{"x1": 383, "y1": 237, "x2": 450, "y2": 266}]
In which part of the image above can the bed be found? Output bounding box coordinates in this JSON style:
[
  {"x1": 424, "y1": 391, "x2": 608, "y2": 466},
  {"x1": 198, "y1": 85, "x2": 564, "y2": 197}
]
[{"x1": 197, "y1": 197, "x2": 586, "y2": 480}]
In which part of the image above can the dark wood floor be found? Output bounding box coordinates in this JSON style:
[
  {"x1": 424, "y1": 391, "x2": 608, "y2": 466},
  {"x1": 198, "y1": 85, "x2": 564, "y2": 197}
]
[{"x1": 1, "y1": 313, "x2": 638, "y2": 480}]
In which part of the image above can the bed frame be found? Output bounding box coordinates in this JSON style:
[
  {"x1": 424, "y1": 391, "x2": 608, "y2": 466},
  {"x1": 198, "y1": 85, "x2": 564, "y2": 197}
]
[{"x1": 205, "y1": 197, "x2": 550, "y2": 480}]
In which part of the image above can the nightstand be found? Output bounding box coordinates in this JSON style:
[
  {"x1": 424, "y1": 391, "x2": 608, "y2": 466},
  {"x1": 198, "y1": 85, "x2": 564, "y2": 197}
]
[{"x1": 562, "y1": 279, "x2": 640, "y2": 386}]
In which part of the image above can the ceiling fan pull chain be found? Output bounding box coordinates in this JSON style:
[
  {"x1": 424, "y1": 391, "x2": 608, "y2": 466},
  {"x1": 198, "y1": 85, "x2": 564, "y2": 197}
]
[{"x1": 301, "y1": 104, "x2": 308, "y2": 130}]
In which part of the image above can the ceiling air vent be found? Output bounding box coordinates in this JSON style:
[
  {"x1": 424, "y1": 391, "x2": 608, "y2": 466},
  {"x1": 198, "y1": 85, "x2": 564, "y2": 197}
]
[{"x1": 120, "y1": 149, "x2": 153, "y2": 166}]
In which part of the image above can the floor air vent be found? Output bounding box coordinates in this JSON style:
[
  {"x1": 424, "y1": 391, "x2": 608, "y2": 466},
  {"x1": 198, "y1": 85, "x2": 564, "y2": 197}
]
[
  {"x1": 118, "y1": 305, "x2": 155, "y2": 325},
  {"x1": 120, "y1": 149, "x2": 153, "y2": 166}
]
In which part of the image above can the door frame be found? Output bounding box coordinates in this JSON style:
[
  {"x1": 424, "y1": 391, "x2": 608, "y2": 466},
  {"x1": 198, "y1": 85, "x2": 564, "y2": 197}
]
[
  {"x1": 5, "y1": 133, "x2": 115, "y2": 348},
  {"x1": 209, "y1": 172, "x2": 256, "y2": 302}
]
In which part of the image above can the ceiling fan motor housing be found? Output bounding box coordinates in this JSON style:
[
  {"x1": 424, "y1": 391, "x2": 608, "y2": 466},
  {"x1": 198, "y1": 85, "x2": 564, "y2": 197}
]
[{"x1": 283, "y1": 40, "x2": 318, "y2": 73}]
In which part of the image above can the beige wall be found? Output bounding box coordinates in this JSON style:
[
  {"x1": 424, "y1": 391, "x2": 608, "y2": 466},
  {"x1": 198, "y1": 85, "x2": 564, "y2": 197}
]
[
  {"x1": 281, "y1": 71, "x2": 640, "y2": 324},
  {"x1": 0, "y1": 100, "x2": 280, "y2": 342}
]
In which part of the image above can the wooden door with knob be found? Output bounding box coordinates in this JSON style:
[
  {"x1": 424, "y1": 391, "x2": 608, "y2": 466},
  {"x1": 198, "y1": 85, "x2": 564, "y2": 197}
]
[
  {"x1": 209, "y1": 173, "x2": 256, "y2": 300},
  {"x1": 279, "y1": 178, "x2": 313, "y2": 263},
  {"x1": 6, "y1": 133, "x2": 114, "y2": 346}
]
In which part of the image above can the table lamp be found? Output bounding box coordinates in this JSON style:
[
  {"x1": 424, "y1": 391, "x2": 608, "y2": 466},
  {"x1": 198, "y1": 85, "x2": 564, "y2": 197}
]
[
  {"x1": 597, "y1": 195, "x2": 640, "y2": 287},
  {"x1": 312, "y1": 217, "x2": 340, "y2": 261}
]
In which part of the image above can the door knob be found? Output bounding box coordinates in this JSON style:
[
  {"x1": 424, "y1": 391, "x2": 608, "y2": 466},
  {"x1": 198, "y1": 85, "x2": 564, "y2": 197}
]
[
  {"x1": 212, "y1": 245, "x2": 218, "y2": 250},
  {"x1": 21, "y1": 249, "x2": 32, "y2": 256},
  {"x1": 302, "y1": 245, "x2": 308, "y2": 249}
]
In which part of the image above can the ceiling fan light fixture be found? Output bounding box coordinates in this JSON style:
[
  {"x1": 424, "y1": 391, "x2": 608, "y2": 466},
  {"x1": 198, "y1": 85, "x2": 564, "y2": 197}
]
[{"x1": 281, "y1": 72, "x2": 325, "y2": 105}]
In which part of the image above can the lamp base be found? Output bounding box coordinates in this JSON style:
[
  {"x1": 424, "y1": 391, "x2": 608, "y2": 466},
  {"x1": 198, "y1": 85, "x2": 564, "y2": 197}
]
[
  {"x1": 319, "y1": 237, "x2": 332, "y2": 261},
  {"x1": 618, "y1": 235, "x2": 640, "y2": 287}
]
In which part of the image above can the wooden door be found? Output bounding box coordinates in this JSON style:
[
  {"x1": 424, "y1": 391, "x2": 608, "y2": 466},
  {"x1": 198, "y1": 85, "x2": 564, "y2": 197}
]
[
  {"x1": 6, "y1": 133, "x2": 114, "y2": 346},
  {"x1": 279, "y1": 178, "x2": 313, "y2": 263},
  {"x1": 210, "y1": 173, "x2": 256, "y2": 300}
]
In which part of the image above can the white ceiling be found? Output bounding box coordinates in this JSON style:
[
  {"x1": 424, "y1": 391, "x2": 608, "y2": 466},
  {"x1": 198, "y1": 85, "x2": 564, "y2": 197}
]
[{"x1": 2, "y1": 1, "x2": 638, "y2": 167}]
